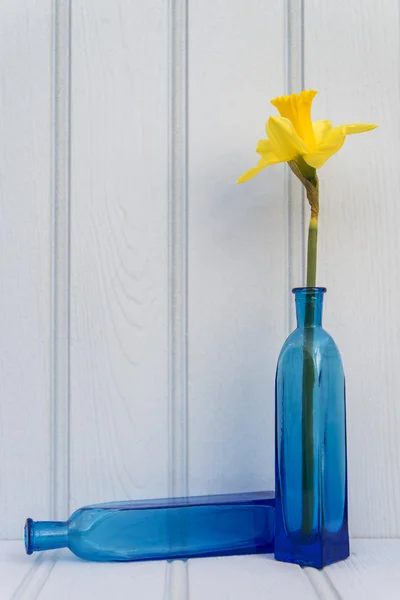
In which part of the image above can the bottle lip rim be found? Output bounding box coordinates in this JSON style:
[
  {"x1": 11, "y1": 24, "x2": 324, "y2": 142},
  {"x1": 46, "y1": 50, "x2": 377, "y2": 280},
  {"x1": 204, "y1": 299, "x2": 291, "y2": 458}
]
[
  {"x1": 24, "y1": 518, "x2": 34, "y2": 555},
  {"x1": 292, "y1": 286, "x2": 327, "y2": 294}
]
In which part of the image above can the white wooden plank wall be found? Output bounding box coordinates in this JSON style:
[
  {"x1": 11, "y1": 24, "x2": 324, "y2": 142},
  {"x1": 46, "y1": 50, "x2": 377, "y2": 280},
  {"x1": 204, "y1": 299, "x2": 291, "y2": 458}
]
[
  {"x1": 304, "y1": 0, "x2": 400, "y2": 537},
  {"x1": 70, "y1": 0, "x2": 170, "y2": 512},
  {"x1": 188, "y1": 0, "x2": 286, "y2": 499},
  {"x1": 1, "y1": 0, "x2": 400, "y2": 558},
  {"x1": 0, "y1": 1, "x2": 52, "y2": 539}
]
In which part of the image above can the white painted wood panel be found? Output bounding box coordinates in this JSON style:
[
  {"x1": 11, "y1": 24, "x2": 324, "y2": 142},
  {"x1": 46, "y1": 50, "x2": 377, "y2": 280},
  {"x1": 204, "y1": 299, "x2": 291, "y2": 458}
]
[
  {"x1": 0, "y1": 1, "x2": 52, "y2": 538},
  {"x1": 0, "y1": 542, "x2": 39, "y2": 599},
  {"x1": 304, "y1": 0, "x2": 400, "y2": 537},
  {"x1": 324, "y1": 540, "x2": 400, "y2": 600},
  {"x1": 189, "y1": 554, "x2": 319, "y2": 600},
  {"x1": 188, "y1": 0, "x2": 287, "y2": 497},
  {"x1": 4, "y1": 541, "x2": 400, "y2": 600},
  {"x1": 1, "y1": 0, "x2": 399, "y2": 546},
  {"x1": 70, "y1": 0, "x2": 169, "y2": 509},
  {"x1": 37, "y1": 550, "x2": 167, "y2": 600}
]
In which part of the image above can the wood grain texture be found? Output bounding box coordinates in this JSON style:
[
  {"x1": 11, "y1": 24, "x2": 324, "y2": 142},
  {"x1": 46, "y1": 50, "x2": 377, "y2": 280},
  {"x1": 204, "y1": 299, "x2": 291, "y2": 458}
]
[
  {"x1": 70, "y1": 0, "x2": 169, "y2": 509},
  {"x1": 304, "y1": 0, "x2": 400, "y2": 537},
  {"x1": 187, "y1": 0, "x2": 287, "y2": 497},
  {"x1": 0, "y1": 1, "x2": 52, "y2": 538}
]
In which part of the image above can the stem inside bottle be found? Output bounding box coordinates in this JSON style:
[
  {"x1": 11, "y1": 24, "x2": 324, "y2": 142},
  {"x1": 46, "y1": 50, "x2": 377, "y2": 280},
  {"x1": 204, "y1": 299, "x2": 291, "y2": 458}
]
[
  {"x1": 301, "y1": 299, "x2": 315, "y2": 536},
  {"x1": 302, "y1": 213, "x2": 319, "y2": 537}
]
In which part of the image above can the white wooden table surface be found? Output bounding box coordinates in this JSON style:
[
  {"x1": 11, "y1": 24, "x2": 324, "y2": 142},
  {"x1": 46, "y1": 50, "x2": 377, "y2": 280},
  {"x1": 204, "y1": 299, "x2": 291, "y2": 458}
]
[{"x1": 2, "y1": 540, "x2": 399, "y2": 600}]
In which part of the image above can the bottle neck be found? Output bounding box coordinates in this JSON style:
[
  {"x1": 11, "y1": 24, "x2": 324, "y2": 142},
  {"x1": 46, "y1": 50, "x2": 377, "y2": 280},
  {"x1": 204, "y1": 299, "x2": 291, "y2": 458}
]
[
  {"x1": 293, "y1": 287, "x2": 326, "y2": 328},
  {"x1": 25, "y1": 519, "x2": 68, "y2": 554}
]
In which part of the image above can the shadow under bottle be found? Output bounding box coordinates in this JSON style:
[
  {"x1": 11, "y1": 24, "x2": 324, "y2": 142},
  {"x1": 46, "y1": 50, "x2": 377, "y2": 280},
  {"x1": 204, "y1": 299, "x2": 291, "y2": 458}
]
[{"x1": 275, "y1": 287, "x2": 349, "y2": 568}]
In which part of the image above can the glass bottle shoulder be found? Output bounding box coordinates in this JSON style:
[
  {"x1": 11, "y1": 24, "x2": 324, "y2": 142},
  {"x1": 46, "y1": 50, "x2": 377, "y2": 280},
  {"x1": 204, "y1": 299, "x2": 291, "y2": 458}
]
[{"x1": 277, "y1": 326, "x2": 342, "y2": 366}]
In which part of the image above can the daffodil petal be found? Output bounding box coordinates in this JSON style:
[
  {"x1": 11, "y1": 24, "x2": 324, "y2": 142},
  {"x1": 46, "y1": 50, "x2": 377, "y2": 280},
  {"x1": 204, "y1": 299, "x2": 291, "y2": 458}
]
[
  {"x1": 236, "y1": 153, "x2": 283, "y2": 184},
  {"x1": 266, "y1": 116, "x2": 309, "y2": 160},
  {"x1": 256, "y1": 139, "x2": 273, "y2": 156},
  {"x1": 341, "y1": 123, "x2": 377, "y2": 135},
  {"x1": 271, "y1": 90, "x2": 318, "y2": 149},
  {"x1": 303, "y1": 126, "x2": 346, "y2": 169},
  {"x1": 312, "y1": 120, "x2": 332, "y2": 145}
]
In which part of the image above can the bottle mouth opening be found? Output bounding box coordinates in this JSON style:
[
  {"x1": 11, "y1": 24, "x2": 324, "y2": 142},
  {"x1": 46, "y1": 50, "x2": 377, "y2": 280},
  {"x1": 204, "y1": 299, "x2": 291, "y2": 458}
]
[
  {"x1": 24, "y1": 519, "x2": 34, "y2": 555},
  {"x1": 292, "y1": 286, "x2": 327, "y2": 294}
]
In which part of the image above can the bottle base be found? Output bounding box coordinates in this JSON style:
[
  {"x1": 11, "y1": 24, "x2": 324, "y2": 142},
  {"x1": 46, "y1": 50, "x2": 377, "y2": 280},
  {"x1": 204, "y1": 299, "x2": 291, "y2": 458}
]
[{"x1": 274, "y1": 528, "x2": 350, "y2": 569}]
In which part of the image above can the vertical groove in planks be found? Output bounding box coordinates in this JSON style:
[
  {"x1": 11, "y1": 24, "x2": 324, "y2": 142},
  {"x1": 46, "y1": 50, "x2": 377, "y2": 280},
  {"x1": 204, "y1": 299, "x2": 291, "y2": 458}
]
[
  {"x1": 168, "y1": 0, "x2": 189, "y2": 501},
  {"x1": 167, "y1": 0, "x2": 189, "y2": 597},
  {"x1": 50, "y1": 0, "x2": 71, "y2": 521},
  {"x1": 10, "y1": 556, "x2": 57, "y2": 600},
  {"x1": 286, "y1": 0, "x2": 305, "y2": 330},
  {"x1": 304, "y1": 568, "x2": 343, "y2": 600}
]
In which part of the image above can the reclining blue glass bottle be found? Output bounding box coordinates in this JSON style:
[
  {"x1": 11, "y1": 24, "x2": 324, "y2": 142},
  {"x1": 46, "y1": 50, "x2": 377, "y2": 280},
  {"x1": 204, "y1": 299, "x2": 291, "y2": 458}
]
[
  {"x1": 275, "y1": 287, "x2": 349, "y2": 568},
  {"x1": 25, "y1": 491, "x2": 275, "y2": 562}
]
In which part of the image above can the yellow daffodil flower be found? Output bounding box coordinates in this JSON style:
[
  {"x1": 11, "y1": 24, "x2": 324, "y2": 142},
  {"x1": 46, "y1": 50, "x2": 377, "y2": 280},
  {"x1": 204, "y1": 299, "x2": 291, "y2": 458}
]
[{"x1": 237, "y1": 90, "x2": 377, "y2": 184}]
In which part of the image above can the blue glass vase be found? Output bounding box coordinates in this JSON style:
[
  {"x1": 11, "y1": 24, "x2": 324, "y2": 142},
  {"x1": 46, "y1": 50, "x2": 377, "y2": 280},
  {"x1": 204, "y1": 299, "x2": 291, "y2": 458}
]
[
  {"x1": 275, "y1": 287, "x2": 349, "y2": 568},
  {"x1": 25, "y1": 491, "x2": 275, "y2": 562}
]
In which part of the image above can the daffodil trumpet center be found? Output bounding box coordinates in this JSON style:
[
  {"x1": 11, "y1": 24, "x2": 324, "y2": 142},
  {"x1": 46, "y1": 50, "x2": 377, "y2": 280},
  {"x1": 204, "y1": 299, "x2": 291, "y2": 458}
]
[{"x1": 236, "y1": 89, "x2": 377, "y2": 186}]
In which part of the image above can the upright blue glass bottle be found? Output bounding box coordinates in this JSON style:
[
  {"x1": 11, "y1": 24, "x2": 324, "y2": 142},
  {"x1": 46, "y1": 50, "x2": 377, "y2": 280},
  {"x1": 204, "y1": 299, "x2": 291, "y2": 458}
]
[
  {"x1": 25, "y1": 491, "x2": 275, "y2": 562},
  {"x1": 275, "y1": 287, "x2": 349, "y2": 568}
]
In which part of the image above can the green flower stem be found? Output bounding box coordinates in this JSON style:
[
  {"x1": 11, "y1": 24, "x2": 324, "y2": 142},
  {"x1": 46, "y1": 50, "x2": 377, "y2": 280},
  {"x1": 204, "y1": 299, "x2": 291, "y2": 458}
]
[
  {"x1": 302, "y1": 215, "x2": 318, "y2": 537},
  {"x1": 288, "y1": 160, "x2": 320, "y2": 537},
  {"x1": 306, "y1": 217, "x2": 318, "y2": 287}
]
